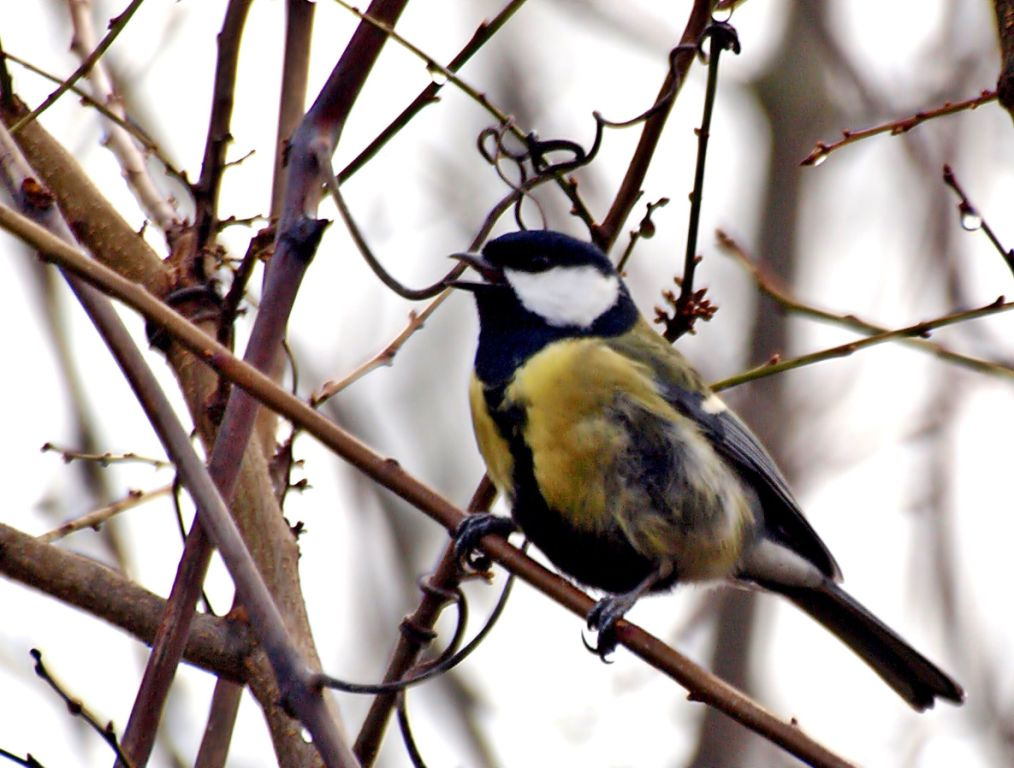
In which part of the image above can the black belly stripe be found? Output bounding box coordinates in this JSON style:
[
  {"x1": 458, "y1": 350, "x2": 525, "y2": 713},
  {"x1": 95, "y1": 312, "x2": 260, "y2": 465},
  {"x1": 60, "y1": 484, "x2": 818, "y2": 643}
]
[{"x1": 481, "y1": 380, "x2": 665, "y2": 595}]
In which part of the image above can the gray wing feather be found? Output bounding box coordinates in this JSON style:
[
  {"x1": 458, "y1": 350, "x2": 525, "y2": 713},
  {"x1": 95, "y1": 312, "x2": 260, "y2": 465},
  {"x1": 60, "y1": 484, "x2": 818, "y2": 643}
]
[{"x1": 660, "y1": 385, "x2": 842, "y2": 581}]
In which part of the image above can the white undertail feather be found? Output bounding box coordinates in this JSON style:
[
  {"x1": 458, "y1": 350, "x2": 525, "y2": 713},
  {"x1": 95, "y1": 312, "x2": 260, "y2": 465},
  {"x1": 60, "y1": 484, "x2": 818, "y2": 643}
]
[
  {"x1": 505, "y1": 265, "x2": 620, "y2": 328},
  {"x1": 700, "y1": 393, "x2": 728, "y2": 414},
  {"x1": 740, "y1": 538, "x2": 825, "y2": 588}
]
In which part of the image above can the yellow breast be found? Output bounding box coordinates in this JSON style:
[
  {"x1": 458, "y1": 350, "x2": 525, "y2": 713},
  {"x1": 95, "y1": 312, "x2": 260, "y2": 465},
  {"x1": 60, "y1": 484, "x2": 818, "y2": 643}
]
[
  {"x1": 510, "y1": 339, "x2": 674, "y2": 532},
  {"x1": 468, "y1": 373, "x2": 515, "y2": 496},
  {"x1": 468, "y1": 336, "x2": 753, "y2": 580}
]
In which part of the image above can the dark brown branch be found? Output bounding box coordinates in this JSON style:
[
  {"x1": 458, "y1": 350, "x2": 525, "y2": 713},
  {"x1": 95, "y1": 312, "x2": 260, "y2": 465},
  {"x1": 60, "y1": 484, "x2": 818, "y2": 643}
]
[
  {"x1": 0, "y1": 35, "x2": 14, "y2": 110},
  {"x1": 994, "y1": 0, "x2": 1014, "y2": 122},
  {"x1": 353, "y1": 479, "x2": 496, "y2": 766},
  {"x1": 337, "y1": 0, "x2": 528, "y2": 182},
  {"x1": 2, "y1": 210, "x2": 860, "y2": 768},
  {"x1": 0, "y1": 522, "x2": 249, "y2": 680},
  {"x1": 0, "y1": 121, "x2": 352, "y2": 768},
  {"x1": 194, "y1": 0, "x2": 254, "y2": 248},
  {"x1": 270, "y1": 0, "x2": 315, "y2": 220},
  {"x1": 126, "y1": 1, "x2": 412, "y2": 765},
  {"x1": 593, "y1": 0, "x2": 715, "y2": 250}
]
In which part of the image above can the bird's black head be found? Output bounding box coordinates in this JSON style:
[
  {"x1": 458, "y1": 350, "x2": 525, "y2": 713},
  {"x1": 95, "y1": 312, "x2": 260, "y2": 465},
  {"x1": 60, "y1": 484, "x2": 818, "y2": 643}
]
[
  {"x1": 480, "y1": 230, "x2": 618, "y2": 276},
  {"x1": 450, "y1": 230, "x2": 638, "y2": 383}
]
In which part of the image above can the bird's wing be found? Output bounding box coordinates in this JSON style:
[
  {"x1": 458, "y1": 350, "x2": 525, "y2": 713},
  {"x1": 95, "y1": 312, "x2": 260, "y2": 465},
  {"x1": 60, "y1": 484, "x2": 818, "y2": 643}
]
[
  {"x1": 605, "y1": 328, "x2": 841, "y2": 581},
  {"x1": 661, "y1": 383, "x2": 841, "y2": 581}
]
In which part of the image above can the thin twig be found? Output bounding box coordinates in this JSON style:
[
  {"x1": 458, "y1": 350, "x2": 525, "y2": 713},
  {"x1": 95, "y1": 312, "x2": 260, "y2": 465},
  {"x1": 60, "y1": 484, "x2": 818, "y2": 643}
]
[
  {"x1": 616, "y1": 197, "x2": 669, "y2": 273},
  {"x1": 663, "y1": 20, "x2": 738, "y2": 341},
  {"x1": 40, "y1": 442, "x2": 169, "y2": 468},
  {"x1": 0, "y1": 747, "x2": 45, "y2": 768},
  {"x1": 313, "y1": 297, "x2": 446, "y2": 404},
  {"x1": 595, "y1": 0, "x2": 716, "y2": 249},
  {"x1": 338, "y1": 0, "x2": 528, "y2": 182},
  {"x1": 800, "y1": 89, "x2": 997, "y2": 166},
  {"x1": 38, "y1": 484, "x2": 173, "y2": 544},
  {"x1": 711, "y1": 296, "x2": 1014, "y2": 392},
  {"x1": 1, "y1": 203, "x2": 861, "y2": 768},
  {"x1": 30, "y1": 649, "x2": 136, "y2": 768},
  {"x1": 218, "y1": 225, "x2": 273, "y2": 347},
  {"x1": 331, "y1": 0, "x2": 603, "y2": 233},
  {"x1": 1, "y1": 50, "x2": 186, "y2": 182},
  {"x1": 62, "y1": 0, "x2": 180, "y2": 230},
  {"x1": 942, "y1": 163, "x2": 1014, "y2": 277},
  {"x1": 329, "y1": 0, "x2": 517, "y2": 145},
  {"x1": 194, "y1": 0, "x2": 254, "y2": 248},
  {"x1": 325, "y1": 173, "x2": 451, "y2": 299},
  {"x1": 718, "y1": 230, "x2": 1014, "y2": 378},
  {"x1": 9, "y1": 0, "x2": 146, "y2": 134}
]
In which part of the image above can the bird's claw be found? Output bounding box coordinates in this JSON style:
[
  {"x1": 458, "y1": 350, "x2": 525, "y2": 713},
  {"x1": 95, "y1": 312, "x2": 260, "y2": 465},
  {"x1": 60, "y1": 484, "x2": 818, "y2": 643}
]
[
  {"x1": 453, "y1": 513, "x2": 517, "y2": 572},
  {"x1": 583, "y1": 597, "x2": 626, "y2": 661}
]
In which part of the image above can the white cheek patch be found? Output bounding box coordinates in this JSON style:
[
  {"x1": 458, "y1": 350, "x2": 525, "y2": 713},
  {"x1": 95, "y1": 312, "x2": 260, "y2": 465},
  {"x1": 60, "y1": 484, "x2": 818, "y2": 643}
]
[{"x1": 505, "y1": 265, "x2": 620, "y2": 328}]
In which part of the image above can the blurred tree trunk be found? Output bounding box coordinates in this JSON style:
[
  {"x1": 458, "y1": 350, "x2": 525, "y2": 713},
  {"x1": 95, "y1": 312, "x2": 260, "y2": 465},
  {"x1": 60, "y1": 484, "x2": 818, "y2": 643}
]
[{"x1": 686, "y1": 4, "x2": 836, "y2": 765}]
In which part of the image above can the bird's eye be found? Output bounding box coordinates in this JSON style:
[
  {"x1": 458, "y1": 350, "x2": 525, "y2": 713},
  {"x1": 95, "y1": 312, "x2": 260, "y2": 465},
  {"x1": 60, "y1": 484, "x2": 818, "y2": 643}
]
[{"x1": 525, "y1": 254, "x2": 553, "y2": 272}]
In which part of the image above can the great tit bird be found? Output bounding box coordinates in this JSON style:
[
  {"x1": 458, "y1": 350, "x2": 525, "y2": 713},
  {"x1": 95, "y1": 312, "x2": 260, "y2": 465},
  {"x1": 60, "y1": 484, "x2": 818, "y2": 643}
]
[{"x1": 450, "y1": 229, "x2": 964, "y2": 711}]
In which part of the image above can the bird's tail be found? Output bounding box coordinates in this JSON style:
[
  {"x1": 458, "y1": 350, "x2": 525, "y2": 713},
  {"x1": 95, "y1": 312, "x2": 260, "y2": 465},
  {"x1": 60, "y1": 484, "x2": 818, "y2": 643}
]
[{"x1": 763, "y1": 579, "x2": 964, "y2": 711}]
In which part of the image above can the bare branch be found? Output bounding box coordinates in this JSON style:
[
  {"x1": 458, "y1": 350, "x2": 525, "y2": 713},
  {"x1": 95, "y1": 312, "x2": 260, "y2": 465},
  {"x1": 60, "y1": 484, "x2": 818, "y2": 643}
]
[
  {"x1": 1, "y1": 202, "x2": 858, "y2": 768},
  {"x1": 595, "y1": 0, "x2": 716, "y2": 249},
  {"x1": 63, "y1": 0, "x2": 181, "y2": 230},
  {"x1": 717, "y1": 229, "x2": 1014, "y2": 379},
  {"x1": 801, "y1": 89, "x2": 998, "y2": 166},
  {"x1": 0, "y1": 522, "x2": 250, "y2": 680},
  {"x1": 194, "y1": 0, "x2": 254, "y2": 247},
  {"x1": 37, "y1": 484, "x2": 173, "y2": 544}
]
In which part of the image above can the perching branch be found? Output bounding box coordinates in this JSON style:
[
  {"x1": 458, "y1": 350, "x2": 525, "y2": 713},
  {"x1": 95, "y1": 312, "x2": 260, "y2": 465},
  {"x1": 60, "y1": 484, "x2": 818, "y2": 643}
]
[
  {"x1": 0, "y1": 122, "x2": 352, "y2": 768},
  {"x1": 1, "y1": 201, "x2": 857, "y2": 768}
]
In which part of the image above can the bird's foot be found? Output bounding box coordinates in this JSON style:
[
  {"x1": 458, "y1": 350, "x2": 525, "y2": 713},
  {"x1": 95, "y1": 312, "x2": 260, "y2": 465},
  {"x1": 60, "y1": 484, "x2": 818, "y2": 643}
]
[
  {"x1": 583, "y1": 595, "x2": 633, "y2": 662},
  {"x1": 453, "y1": 513, "x2": 517, "y2": 572},
  {"x1": 582, "y1": 568, "x2": 668, "y2": 661}
]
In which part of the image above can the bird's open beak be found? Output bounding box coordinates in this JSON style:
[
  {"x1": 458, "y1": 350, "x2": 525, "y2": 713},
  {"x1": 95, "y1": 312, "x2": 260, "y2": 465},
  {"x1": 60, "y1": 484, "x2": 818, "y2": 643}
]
[{"x1": 445, "y1": 252, "x2": 506, "y2": 291}]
